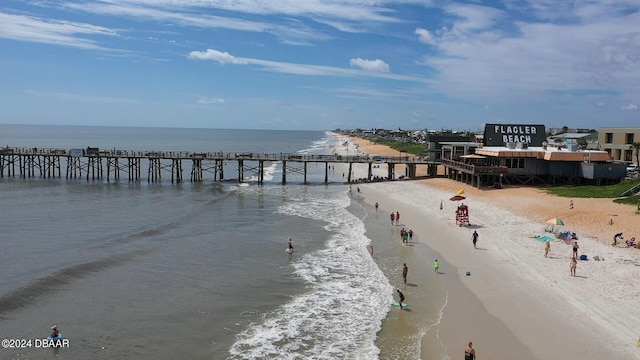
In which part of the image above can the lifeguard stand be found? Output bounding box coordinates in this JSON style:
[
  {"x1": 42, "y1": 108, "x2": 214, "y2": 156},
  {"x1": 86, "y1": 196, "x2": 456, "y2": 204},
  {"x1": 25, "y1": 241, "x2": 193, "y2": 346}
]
[{"x1": 456, "y1": 204, "x2": 469, "y2": 226}]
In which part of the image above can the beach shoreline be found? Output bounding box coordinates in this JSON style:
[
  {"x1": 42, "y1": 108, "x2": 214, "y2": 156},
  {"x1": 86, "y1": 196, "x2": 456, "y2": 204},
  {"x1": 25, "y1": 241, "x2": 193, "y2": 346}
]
[{"x1": 334, "y1": 134, "x2": 640, "y2": 359}]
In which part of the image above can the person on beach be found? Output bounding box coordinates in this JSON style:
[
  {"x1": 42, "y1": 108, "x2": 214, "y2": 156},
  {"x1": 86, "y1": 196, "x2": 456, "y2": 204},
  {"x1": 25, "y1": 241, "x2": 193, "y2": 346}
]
[
  {"x1": 612, "y1": 232, "x2": 623, "y2": 247},
  {"x1": 570, "y1": 257, "x2": 577, "y2": 276},
  {"x1": 50, "y1": 325, "x2": 59, "y2": 338},
  {"x1": 402, "y1": 263, "x2": 408, "y2": 285},
  {"x1": 472, "y1": 231, "x2": 479, "y2": 248},
  {"x1": 288, "y1": 238, "x2": 294, "y2": 252},
  {"x1": 434, "y1": 259, "x2": 440, "y2": 274},
  {"x1": 572, "y1": 241, "x2": 579, "y2": 259},
  {"x1": 464, "y1": 342, "x2": 476, "y2": 360},
  {"x1": 375, "y1": 202, "x2": 379, "y2": 212},
  {"x1": 544, "y1": 241, "x2": 551, "y2": 258},
  {"x1": 396, "y1": 289, "x2": 405, "y2": 309},
  {"x1": 395, "y1": 211, "x2": 400, "y2": 225},
  {"x1": 369, "y1": 245, "x2": 374, "y2": 256},
  {"x1": 408, "y1": 229, "x2": 413, "y2": 242},
  {"x1": 390, "y1": 213, "x2": 395, "y2": 225}
]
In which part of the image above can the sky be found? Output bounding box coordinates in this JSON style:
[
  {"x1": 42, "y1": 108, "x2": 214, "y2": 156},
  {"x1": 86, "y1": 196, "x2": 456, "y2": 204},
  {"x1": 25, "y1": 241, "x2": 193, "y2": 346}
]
[{"x1": 1, "y1": 0, "x2": 639, "y2": 131}]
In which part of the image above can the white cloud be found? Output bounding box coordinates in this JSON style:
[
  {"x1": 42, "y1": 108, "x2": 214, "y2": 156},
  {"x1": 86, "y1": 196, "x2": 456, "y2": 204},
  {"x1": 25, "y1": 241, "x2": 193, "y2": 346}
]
[
  {"x1": 188, "y1": 49, "x2": 248, "y2": 64},
  {"x1": 189, "y1": 49, "x2": 426, "y2": 82},
  {"x1": 349, "y1": 58, "x2": 390, "y2": 73},
  {"x1": 0, "y1": 12, "x2": 116, "y2": 49},
  {"x1": 416, "y1": 1, "x2": 640, "y2": 103},
  {"x1": 620, "y1": 104, "x2": 638, "y2": 111},
  {"x1": 198, "y1": 97, "x2": 225, "y2": 104},
  {"x1": 415, "y1": 28, "x2": 437, "y2": 45}
]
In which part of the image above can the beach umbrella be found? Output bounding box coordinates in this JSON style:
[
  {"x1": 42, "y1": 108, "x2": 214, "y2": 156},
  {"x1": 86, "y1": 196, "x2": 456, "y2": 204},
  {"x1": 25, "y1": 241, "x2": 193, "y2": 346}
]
[
  {"x1": 449, "y1": 195, "x2": 466, "y2": 201},
  {"x1": 545, "y1": 218, "x2": 565, "y2": 226},
  {"x1": 457, "y1": 188, "x2": 465, "y2": 195}
]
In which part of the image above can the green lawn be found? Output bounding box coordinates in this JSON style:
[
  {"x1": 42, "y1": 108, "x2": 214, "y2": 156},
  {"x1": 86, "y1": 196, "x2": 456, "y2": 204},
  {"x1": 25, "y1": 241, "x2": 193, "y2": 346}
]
[{"x1": 544, "y1": 179, "x2": 640, "y2": 206}]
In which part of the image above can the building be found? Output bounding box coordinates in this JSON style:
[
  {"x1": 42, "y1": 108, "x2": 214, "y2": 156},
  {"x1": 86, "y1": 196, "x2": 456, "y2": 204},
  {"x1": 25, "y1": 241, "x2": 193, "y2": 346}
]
[
  {"x1": 440, "y1": 124, "x2": 626, "y2": 188},
  {"x1": 597, "y1": 127, "x2": 640, "y2": 165}
]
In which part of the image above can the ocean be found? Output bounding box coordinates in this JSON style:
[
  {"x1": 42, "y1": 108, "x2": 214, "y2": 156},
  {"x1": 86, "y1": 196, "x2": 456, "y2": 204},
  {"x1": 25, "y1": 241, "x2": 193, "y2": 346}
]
[{"x1": 0, "y1": 125, "x2": 447, "y2": 360}]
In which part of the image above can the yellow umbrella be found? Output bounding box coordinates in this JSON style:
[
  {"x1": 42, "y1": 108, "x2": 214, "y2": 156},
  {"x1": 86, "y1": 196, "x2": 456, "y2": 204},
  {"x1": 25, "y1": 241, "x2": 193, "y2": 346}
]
[{"x1": 457, "y1": 188, "x2": 465, "y2": 195}]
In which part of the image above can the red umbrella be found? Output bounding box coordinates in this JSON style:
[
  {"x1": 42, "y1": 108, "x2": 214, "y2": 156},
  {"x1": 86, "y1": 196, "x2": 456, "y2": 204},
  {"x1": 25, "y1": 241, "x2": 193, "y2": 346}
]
[{"x1": 450, "y1": 195, "x2": 466, "y2": 201}]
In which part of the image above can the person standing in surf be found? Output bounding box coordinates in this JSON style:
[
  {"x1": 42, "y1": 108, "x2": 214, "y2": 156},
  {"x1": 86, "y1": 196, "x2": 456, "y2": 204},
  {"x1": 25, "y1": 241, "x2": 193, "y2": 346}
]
[
  {"x1": 288, "y1": 238, "x2": 294, "y2": 253},
  {"x1": 465, "y1": 342, "x2": 476, "y2": 360},
  {"x1": 402, "y1": 263, "x2": 408, "y2": 285},
  {"x1": 390, "y1": 212, "x2": 395, "y2": 225},
  {"x1": 395, "y1": 211, "x2": 400, "y2": 225},
  {"x1": 396, "y1": 289, "x2": 405, "y2": 309}
]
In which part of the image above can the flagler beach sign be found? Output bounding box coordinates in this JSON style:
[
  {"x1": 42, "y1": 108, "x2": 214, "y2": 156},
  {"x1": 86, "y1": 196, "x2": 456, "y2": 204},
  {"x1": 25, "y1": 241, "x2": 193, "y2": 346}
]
[{"x1": 483, "y1": 124, "x2": 546, "y2": 147}]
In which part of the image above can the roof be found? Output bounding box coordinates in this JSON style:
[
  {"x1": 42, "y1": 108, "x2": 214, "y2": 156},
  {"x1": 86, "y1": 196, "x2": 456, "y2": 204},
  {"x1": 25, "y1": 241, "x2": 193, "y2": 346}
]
[
  {"x1": 460, "y1": 154, "x2": 486, "y2": 159},
  {"x1": 476, "y1": 146, "x2": 612, "y2": 161},
  {"x1": 550, "y1": 133, "x2": 591, "y2": 139}
]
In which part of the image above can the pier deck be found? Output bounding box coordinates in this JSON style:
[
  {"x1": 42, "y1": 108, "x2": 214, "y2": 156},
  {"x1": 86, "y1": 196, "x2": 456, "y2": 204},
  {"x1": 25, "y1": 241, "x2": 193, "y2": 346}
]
[{"x1": 0, "y1": 147, "x2": 439, "y2": 184}]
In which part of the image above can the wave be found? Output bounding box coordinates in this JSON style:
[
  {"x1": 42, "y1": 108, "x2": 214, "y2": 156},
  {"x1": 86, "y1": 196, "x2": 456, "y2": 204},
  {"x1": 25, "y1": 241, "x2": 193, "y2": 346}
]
[{"x1": 227, "y1": 189, "x2": 393, "y2": 359}]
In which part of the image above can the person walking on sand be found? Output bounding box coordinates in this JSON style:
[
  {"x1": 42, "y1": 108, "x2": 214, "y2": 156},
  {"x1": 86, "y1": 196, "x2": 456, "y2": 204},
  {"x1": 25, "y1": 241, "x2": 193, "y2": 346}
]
[
  {"x1": 396, "y1": 289, "x2": 406, "y2": 309},
  {"x1": 544, "y1": 241, "x2": 551, "y2": 258},
  {"x1": 390, "y1": 212, "x2": 395, "y2": 225},
  {"x1": 434, "y1": 259, "x2": 440, "y2": 274},
  {"x1": 402, "y1": 263, "x2": 408, "y2": 285},
  {"x1": 395, "y1": 211, "x2": 400, "y2": 225},
  {"x1": 570, "y1": 257, "x2": 577, "y2": 276},
  {"x1": 471, "y1": 231, "x2": 479, "y2": 249},
  {"x1": 572, "y1": 241, "x2": 579, "y2": 259},
  {"x1": 465, "y1": 342, "x2": 476, "y2": 360},
  {"x1": 408, "y1": 229, "x2": 413, "y2": 242},
  {"x1": 612, "y1": 232, "x2": 623, "y2": 247},
  {"x1": 375, "y1": 202, "x2": 379, "y2": 212}
]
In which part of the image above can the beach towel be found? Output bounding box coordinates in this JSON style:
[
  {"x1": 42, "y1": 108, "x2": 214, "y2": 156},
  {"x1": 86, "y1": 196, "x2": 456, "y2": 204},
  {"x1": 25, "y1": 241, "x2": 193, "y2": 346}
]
[{"x1": 535, "y1": 236, "x2": 554, "y2": 242}]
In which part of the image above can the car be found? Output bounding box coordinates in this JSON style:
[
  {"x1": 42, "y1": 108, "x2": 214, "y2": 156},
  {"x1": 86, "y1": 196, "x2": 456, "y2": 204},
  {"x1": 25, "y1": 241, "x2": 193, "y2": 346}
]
[{"x1": 627, "y1": 164, "x2": 639, "y2": 173}]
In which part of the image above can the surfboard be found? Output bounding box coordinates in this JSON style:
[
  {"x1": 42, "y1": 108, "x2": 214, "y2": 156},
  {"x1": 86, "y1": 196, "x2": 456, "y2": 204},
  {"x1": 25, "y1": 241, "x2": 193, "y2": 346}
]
[
  {"x1": 392, "y1": 301, "x2": 408, "y2": 308},
  {"x1": 285, "y1": 248, "x2": 294, "y2": 254}
]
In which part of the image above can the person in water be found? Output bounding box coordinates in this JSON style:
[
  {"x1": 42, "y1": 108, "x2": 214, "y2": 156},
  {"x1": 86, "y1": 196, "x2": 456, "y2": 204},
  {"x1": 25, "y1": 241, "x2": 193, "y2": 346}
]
[
  {"x1": 402, "y1": 263, "x2": 408, "y2": 285},
  {"x1": 465, "y1": 341, "x2": 476, "y2": 360},
  {"x1": 288, "y1": 238, "x2": 293, "y2": 252},
  {"x1": 50, "y1": 325, "x2": 59, "y2": 338},
  {"x1": 396, "y1": 289, "x2": 405, "y2": 309}
]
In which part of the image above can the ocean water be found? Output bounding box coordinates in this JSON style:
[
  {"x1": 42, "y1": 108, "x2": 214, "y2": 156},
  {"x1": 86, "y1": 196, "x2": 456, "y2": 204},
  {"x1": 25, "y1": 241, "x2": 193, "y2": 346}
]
[{"x1": 0, "y1": 125, "x2": 397, "y2": 359}]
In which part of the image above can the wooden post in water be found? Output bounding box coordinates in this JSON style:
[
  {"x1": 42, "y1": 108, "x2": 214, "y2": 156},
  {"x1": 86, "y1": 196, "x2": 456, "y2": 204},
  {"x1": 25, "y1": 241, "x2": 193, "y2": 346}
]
[
  {"x1": 324, "y1": 162, "x2": 329, "y2": 184},
  {"x1": 282, "y1": 160, "x2": 287, "y2": 185},
  {"x1": 191, "y1": 159, "x2": 202, "y2": 182},
  {"x1": 347, "y1": 162, "x2": 352, "y2": 183},
  {"x1": 304, "y1": 162, "x2": 307, "y2": 184},
  {"x1": 388, "y1": 163, "x2": 395, "y2": 180},
  {"x1": 368, "y1": 162, "x2": 372, "y2": 182},
  {"x1": 238, "y1": 160, "x2": 244, "y2": 183}
]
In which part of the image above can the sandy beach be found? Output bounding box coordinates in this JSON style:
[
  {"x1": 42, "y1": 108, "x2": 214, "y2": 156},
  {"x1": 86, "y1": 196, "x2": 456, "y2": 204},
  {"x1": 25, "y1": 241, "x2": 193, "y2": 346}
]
[{"x1": 334, "y1": 135, "x2": 640, "y2": 359}]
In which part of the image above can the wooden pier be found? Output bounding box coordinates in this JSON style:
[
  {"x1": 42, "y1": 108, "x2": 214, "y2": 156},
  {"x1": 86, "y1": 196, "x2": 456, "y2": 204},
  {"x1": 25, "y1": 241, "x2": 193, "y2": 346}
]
[{"x1": 0, "y1": 147, "x2": 438, "y2": 184}]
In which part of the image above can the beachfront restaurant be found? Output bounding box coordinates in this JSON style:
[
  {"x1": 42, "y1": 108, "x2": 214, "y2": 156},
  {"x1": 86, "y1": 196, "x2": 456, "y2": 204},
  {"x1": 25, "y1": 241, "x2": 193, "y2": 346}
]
[{"x1": 440, "y1": 124, "x2": 627, "y2": 188}]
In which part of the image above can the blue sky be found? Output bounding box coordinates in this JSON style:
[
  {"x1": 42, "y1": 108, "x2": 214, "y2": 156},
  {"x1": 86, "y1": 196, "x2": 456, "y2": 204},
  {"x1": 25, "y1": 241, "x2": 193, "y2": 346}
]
[{"x1": 1, "y1": 0, "x2": 639, "y2": 131}]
